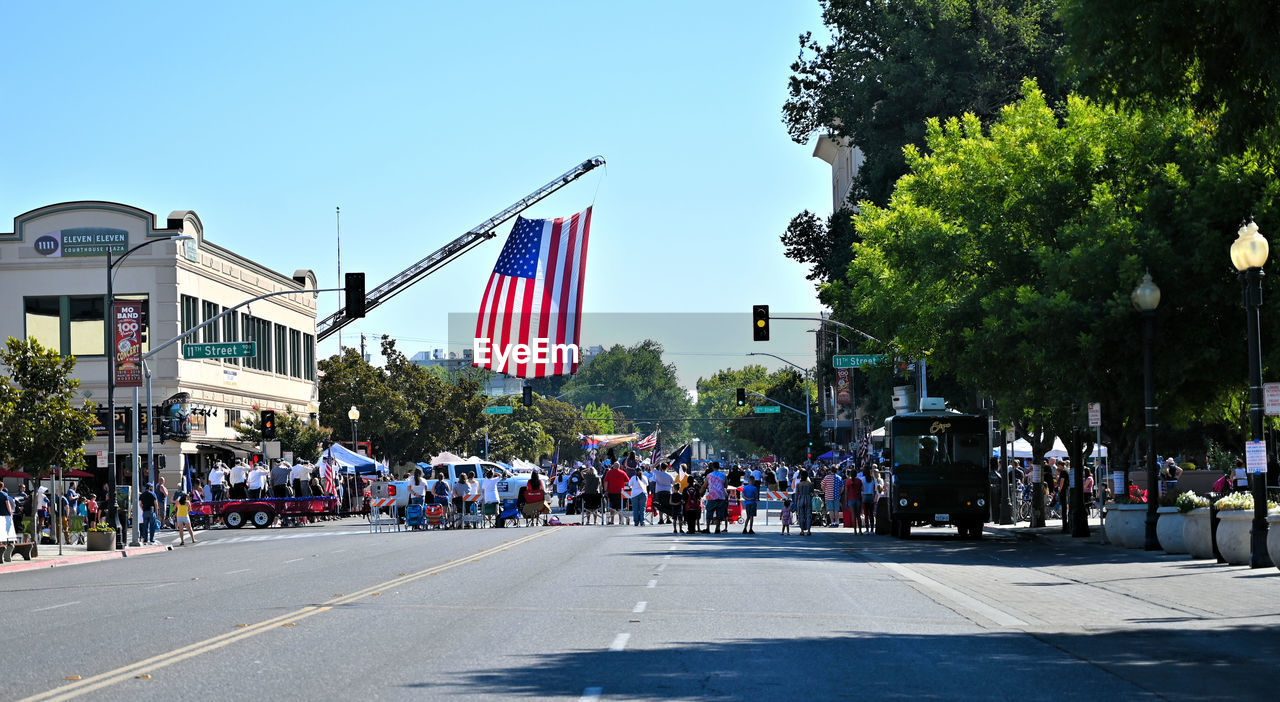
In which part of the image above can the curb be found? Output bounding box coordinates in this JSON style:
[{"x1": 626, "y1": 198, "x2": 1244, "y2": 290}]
[{"x1": 0, "y1": 544, "x2": 169, "y2": 574}]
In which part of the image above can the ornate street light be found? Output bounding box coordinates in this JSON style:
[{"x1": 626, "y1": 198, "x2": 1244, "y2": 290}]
[
  {"x1": 1230, "y1": 221, "x2": 1274, "y2": 568},
  {"x1": 1131, "y1": 271, "x2": 1161, "y2": 550}
]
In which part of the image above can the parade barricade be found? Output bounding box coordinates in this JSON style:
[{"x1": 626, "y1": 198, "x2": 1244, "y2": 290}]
[
  {"x1": 368, "y1": 497, "x2": 400, "y2": 533},
  {"x1": 461, "y1": 494, "x2": 484, "y2": 528},
  {"x1": 758, "y1": 490, "x2": 791, "y2": 526}
]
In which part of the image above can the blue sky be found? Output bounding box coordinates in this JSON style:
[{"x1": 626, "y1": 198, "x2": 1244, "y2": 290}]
[{"x1": 1, "y1": 2, "x2": 832, "y2": 385}]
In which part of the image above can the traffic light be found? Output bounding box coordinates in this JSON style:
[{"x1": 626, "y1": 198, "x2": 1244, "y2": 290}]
[
  {"x1": 474, "y1": 437, "x2": 487, "y2": 457},
  {"x1": 157, "y1": 415, "x2": 170, "y2": 444},
  {"x1": 345, "y1": 272, "x2": 366, "y2": 319},
  {"x1": 808, "y1": 438, "x2": 814, "y2": 462},
  {"x1": 523, "y1": 386, "x2": 533, "y2": 407},
  {"x1": 752, "y1": 304, "x2": 770, "y2": 341},
  {"x1": 736, "y1": 388, "x2": 746, "y2": 406},
  {"x1": 261, "y1": 409, "x2": 277, "y2": 440}
]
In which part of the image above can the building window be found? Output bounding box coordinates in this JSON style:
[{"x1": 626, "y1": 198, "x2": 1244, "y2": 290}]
[
  {"x1": 225, "y1": 409, "x2": 241, "y2": 430},
  {"x1": 274, "y1": 324, "x2": 288, "y2": 376},
  {"x1": 223, "y1": 310, "x2": 239, "y2": 365},
  {"x1": 303, "y1": 333, "x2": 315, "y2": 381},
  {"x1": 25, "y1": 294, "x2": 148, "y2": 357},
  {"x1": 201, "y1": 301, "x2": 220, "y2": 344},
  {"x1": 23, "y1": 296, "x2": 61, "y2": 352},
  {"x1": 289, "y1": 329, "x2": 302, "y2": 378},
  {"x1": 180, "y1": 295, "x2": 199, "y2": 344},
  {"x1": 241, "y1": 315, "x2": 273, "y2": 372}
]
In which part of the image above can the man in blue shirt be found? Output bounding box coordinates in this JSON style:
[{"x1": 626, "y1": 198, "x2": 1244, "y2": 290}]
[{"x1": 138, "y1": 483, "x2": 158, "y2": 545}]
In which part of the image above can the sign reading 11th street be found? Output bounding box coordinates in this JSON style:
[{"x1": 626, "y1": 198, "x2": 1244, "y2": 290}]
[
  {"x1": 753, "y1": 406, "x2": 781, "y2": 414},
  {"x1": 184, "y1": 341, "x2": 257, "y2": 359},
  {"x1": 833, "y1": 354, "x2": 887, "y2": 369}
]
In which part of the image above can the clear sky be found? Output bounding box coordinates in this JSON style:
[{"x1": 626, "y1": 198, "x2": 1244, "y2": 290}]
[{"x1": 1, "y1": 2, "x2": 832, "y2": 387}]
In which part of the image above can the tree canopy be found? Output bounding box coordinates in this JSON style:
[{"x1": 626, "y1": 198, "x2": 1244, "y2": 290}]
[
  {"x1": 829, "y1": 82, "x2": 1280, "y2": 451},
  {"x1": 0, "y1": 337, "x2": 96, "y2": 477}
]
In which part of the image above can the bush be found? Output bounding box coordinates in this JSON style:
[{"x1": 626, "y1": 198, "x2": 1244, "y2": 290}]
[
  {"x1": 1214, "y1": 492, "x2": 1280, "y2": 511},
  {"x1": 1179, "y1": 462, "x2": 1197, "y2": 472},
  {"x1": 1176, "y1": 491, "x2": 1209, "y2": 513}
]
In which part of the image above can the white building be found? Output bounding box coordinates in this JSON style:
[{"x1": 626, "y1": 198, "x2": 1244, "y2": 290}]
[
  {"x1": 812, "y1": 133, "x2": 864, "y2": 211},
  {"x1": 0, "y1": 201, "x2": 319, "y2": 489}
]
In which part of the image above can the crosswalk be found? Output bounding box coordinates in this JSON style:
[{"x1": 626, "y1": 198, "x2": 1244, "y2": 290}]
[{"x1": 158, "y1": 528, "x2": 370, "y2": 546}]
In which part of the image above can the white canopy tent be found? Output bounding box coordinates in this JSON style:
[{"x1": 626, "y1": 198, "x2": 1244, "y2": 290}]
[{"x1": 994, "y1": 437, "x2": 1107, "y2": 459}]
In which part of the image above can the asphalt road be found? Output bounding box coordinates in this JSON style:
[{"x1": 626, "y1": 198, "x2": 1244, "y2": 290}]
[{"x1": 2, "y1": 517, "x2": 1278, "y2": 701}]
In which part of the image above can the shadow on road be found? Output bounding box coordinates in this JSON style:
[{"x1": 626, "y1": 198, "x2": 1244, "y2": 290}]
[{"x1": 431, "y1": 625, "x2": 1280, "y2": 700}]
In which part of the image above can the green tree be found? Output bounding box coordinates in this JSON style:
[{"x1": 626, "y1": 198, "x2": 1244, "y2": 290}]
[
  {"x1": 780, "y1": 208, "x2": 861, "y2": 284},
  {"x1": 832, "y1": 82, "x2": 1279, "y2": 457},
  {"x1": 0, "y1": 338, "x2": 96, "y2": 478},
  {"x1": 556, "y1": 341, "x2": 695, "y2": 445},
  {"x1": 234, "y1": 405, "x2": 329, "y2": 463},
  {"x1": 481, "y1": 395, "x2": 553, "y2": 463},
  {"x1": 784, "y1": 0, "x2": 1067, "y2": 208},
  {"x1": 317, "y1": 347, "x2": 414, "y2": 463},
  {"x1": 532, "y1": 395, "x2": 605, "y2": 463},
  {"x1": 1060, "y1": 0, "x2": 1280, "y2": 151},
  {"x1": 582, "y1": 402, "x2": 616, "y2": 433}
]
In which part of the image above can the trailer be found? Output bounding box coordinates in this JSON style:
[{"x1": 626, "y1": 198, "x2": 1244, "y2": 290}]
[{"x1": 189, "y1": 496, "x2": 340, "y2": 529}]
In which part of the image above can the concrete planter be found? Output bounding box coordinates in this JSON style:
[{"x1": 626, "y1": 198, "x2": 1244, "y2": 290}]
[
  {"x1": 1104, "y1": 504, "x2": 1148, "y2": 548},
  {"x1": 1183, "y1": 509, "x2": 1213, "y2": 559},
  {"x1": 1215, "y1": 510, "x2": 1254, "y2": 565},
  {"x1": 85, "y1": 531, "x2": 116, "y2": 552},
  {"x1": 1267, "y1": 514, "x2": 1280, "y2": 571},
  {"x1": 1156, "y1": 507, "x2": 1187, "y2": 554}
]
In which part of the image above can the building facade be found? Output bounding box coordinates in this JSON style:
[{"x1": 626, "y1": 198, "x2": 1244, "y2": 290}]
[{"x1": 0, "y1": 201, "x2": 319, "y2": 489}]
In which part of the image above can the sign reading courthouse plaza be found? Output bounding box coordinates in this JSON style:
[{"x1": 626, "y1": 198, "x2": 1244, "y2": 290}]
[{"x1": 34, "y1": 227, "x2": 128, "y2": 257}]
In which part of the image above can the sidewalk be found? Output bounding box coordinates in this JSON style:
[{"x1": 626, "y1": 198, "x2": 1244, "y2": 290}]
[
  {"x1": 985, "y1": 514, "x2": 1108, "y2": 544},
  {"x1": 1, "y1": 539, "x2": 169, "y2": 574}
]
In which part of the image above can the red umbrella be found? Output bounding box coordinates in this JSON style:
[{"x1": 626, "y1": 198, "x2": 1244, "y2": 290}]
[
  {"x1": 60, "y1": 469, "x2": 96, "y2": 478},
  {"x1": 0, "y1": 468, "x2": 32, "y2": 479}
]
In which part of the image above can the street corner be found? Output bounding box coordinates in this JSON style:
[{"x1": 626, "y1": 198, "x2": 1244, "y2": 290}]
[{"x1": 0, "y1": 542, "x2": 170, "y2": 574}]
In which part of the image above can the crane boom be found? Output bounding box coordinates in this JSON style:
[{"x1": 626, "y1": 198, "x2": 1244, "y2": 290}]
[{"x1": 316, "y1": 155, "x2": 605, "y2": 341}]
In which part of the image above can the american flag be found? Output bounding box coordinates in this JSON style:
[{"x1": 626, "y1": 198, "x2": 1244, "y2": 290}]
[
  {"x1": 635, "y1": 431, "x2": 658, "y2": 451},
  {"x1": 474, "y1": 208, "x2": 593, "y2": 378},
  {"x1": 322, "y1": 455, "x2": 336, "y2": 495}
]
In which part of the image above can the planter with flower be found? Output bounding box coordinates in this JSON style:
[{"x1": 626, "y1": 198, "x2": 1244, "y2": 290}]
[
  {"x1": 1213, "y1": 493, "x2": 1280, "y2": 565},
  {"x1": 1176, "y1": 492, "x2": 1213, "y2": 558},
  {"x1": 85, "y1": 522, "x2": 116, "y2": 551},
  {"x1": 1156, "y1": 491, "x2": 1202, "y2": 554},
  {"x1": 1104, "y1": 489, "x2": 1149, "y2": 549}
]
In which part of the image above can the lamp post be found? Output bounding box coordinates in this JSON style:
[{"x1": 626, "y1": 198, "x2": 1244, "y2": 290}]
[
  {"x1": 348, "y1": 405, "x2": 360, "y2": 512},
  {"x1": 105, "y1": 234, "x2": 190, "y2": 549},
  {"x1": 1230, "y1": 220, "x2": 1274, "y2": 569},
  {"x1": 1131, "y1": 271, "x2": 1161, "y2": 550}
]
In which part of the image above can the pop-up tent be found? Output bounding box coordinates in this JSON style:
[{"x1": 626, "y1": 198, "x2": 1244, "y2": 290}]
[{"x1": 322, "y1": 443, "x2": 389, "y2": 475}]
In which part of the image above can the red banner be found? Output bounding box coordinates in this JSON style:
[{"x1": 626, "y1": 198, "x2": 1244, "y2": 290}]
[
  {"x1": 836, "y1": 368, "x2": 851, "y2": 405},
  {"x1": 113, "y1": 300, "x2": 143, "y2": 387}
]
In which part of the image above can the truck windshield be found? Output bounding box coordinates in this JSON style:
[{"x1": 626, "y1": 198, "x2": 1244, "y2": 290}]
[{"x1": 892, "y1": 420, "x2": 986, "y2": 469}]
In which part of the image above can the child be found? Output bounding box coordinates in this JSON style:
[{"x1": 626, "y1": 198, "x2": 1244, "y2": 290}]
[
  {"x1": 682, "y1": 481, "x2": 702, "y2": 534},
  {"x1": 780, "y1": 497, "x2": 793, "y2": 535},
  {"x1": 741, "y1": 476, "x2": 759, "y2": 534},
  {"x1": 174, "y1": 492, "x2": 197, "y2": 546}
]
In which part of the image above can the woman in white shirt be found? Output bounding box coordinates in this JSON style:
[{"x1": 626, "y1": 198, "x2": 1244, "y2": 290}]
[
  {"x1": 406, "y1": 468, "x2": 428, "y2": 505},
  {"x1": 627, "y1": 472, "x2": 648, "y2": 526}
]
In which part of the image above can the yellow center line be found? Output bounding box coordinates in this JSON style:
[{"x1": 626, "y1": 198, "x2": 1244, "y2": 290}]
[{"x1": 21, "y1": 529, "x2": 555, "y2": 702}]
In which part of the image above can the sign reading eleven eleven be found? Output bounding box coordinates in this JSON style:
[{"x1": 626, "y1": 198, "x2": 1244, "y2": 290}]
[{"x1": 34, "y1": 228, "x2": 129, "y2": 257}]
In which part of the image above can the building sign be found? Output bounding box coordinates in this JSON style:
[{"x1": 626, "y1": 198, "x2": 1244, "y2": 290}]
[
  {"x1": 1088, "y1": 402, "x2": 1101, "y2": 427},
  {"x1": 34, "y1": 228, "x2": 128, "y2": 257},
  {"x1": 162, "y1": 392, "x2": 193, "y2": 442},
  {"x1": 833, "y1": 354, "x2": 887, "y2": 369},
  {"x1": 92, "y1": 407, "x2": 132, "y2": 437},
  {"x1": 1246, "y1": 439, "x2": 1267, "y2": 474},
  {"x1": 113, "y1": 300, "x2": 144, "y2": 387}
]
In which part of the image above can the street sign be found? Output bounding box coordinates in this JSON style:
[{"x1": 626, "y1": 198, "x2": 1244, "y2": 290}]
[
  {"x1": 483, "y1": 406, "x2": 514, "y2": 415},
  {"x1": 1088, "y1": 402, "x2": 1101, "y2": 427},
  {"x1": 1246, "y1": 440, "x2": 1267, "y2": 474},
  {"x1": 753, "y1": 406, "x2": 781, "y2": 414},
  {"x1": 1265, "y1": 383, "x2": 1280, "y2": 415},
  {"x1": 833, "y1": 354, "x2": 887, "y2": 369},
  {"x1": 183, "y1": 341, "x2": 257, "y2": 359},
  {"x1": 97, "y1": 450, "x2": 107, "y2": 468}
]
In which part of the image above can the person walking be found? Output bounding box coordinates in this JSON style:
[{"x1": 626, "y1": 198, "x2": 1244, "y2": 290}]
[
  {"x1": 861, "y1": 466, "x2": 878, "y2": 534},
  {"x1": 780, "y1": 497, "x2": 793, "y2": 535},
  {"x1": 844, "y1": 469, "x2": 862, "y2": 532},
  {"x1": 741, "y1": 475, "x2": 759, "y2": 534},
  {"x1": 704, "y1": 462, "x2": 728, "y2": 534},
  {"x1": 821, "y1": 468, "x2": 843, "y2": 527},
  {"x1": 794, "y1": 470, "x2": 814, "y2": 536},
  {"x1": 173, "y1": 492, "x2": 197, "y2": 545},
  {"x1": 603, "y1": 461, "x2": 628, "y2": 526},
  {"x1": 627, "y1": 470, "x2": 648, "y2": 527},
  {"x1": 653, "y1": 462, "x2": 674, "y2": 525},
  {"x1": 138, "y1": 483, "x2": 158, "y2": 545},
  {"x1": 580, "y1": 466, "x2": 602, "y2": 525},
  {"x1": 681, "y1": 478, "x2": 703, "y2": 534}
]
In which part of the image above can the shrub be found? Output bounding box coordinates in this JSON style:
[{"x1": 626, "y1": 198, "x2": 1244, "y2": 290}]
[
  {"x1": 1179, "y1": 462, "x2": 1197, "y2": 472},
  {"x1": 1176, "y1": 491, "x2": 1209, "y2": 513},
  {"x1": 1214, "y1": 492, "x2": 1280, "y2": 511}
]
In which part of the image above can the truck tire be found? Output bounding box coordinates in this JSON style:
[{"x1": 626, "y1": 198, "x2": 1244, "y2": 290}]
[
  {"x1": 252, "y1": 510, "x2": 275, "y2": 528},
  {"x1": 225, "y1": 511, "x2": 246, "y2": 529},
  {"x1": 895, "y1": 517, "x2": 910, "y2": 539}
]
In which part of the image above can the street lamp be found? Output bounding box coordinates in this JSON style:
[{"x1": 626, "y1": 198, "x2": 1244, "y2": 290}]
[
  {"x1": 1230, "y1": 221, "x2": 1274, "y2": 569},
  {"x1": 747, "y1": 352, "x2": 813, "y2": 464},
  {"x1": 106, "y1": 233, "x2": 191, "y2": 549},
  {"x1": 348, "y1": 405, "x2": 360, "y2": 511},
  {"x1": 1131, "y1": 271, "x2": 1161, "y2": 550}
]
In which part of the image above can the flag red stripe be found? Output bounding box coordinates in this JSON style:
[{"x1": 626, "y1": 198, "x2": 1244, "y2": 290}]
[
  {"x1": 514, "y1": 269, "x2": 537, "y2": 377},
  {"x1": 536, "y1": 217, "x2": 565, "y2": 375},
  {"x1": 497, "y1": 276, "x2": 519, "y2": 374},
  {"x1": 554, "y1": 214, "x2": 580, "y2": 373},
  {"x1": 476, "y1": 272, "x2": 498, "y2": 350},
  {"x1": 569, "y1": 207, "x2": 592, "y2": 373}
]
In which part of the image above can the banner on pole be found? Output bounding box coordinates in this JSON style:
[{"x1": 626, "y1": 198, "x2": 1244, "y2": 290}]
[{"x1": 113, "y1": 300, "x2": 144, "y2": 387}]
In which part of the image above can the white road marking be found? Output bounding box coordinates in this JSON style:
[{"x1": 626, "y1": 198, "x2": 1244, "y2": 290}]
[
  {"x1": 33, "y1": 601, "x2": 80, "y2": 612},
  {"x1": 667, "y1": 545, "x2": 676, "y2": 550},
  {"x1": 609, "y1": 633, "x2": 630, "y2": 651},
  {"x1": 225, "y1": 568, "x2": 251, "y2": 575},
  {"x1": 862, "y1": 552, "x2": 1027, "y2": 627},
  {"x1": 581, "y1": 686, "x2": 603, "y2": 702},
  {"x1": 146, "y1": 582, "x2": 177, "y2": 590},
  {"x1": 633, "y1": 601, "x2": 647, "y2": 613},
  {"x1": 284, "y1": 558, "x2": 303, "y2": 564},
  {"x1": 655, "y1": 563, "x2": 666, "y2": 572},
  {"x1": 646, "y1": 579, "x2": 657, "y2": 589}
]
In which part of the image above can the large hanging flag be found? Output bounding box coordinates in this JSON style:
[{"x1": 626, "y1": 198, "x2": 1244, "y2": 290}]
[{"x1": 474, "y1": 207, "x2": 593, "y2": 378}]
